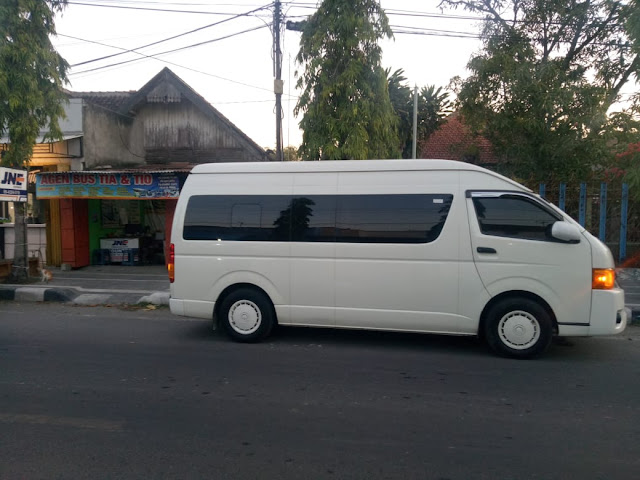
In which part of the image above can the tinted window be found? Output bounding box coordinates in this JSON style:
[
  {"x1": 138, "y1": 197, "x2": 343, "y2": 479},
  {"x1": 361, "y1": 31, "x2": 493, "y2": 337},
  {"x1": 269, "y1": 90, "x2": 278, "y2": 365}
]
[
  {"x1": 184, "y1": 194, "x2": 453, "y2": 244},
  {"x1": 336, "y1": 194, "x2": 453, "y2": 244},
  {"x1": 472, "y1": 195, "x2": 560, "y2": 241},
  {"x1": 290, "y1": 196, "x2": 337, "y2": 242},
  {"x1": 184, "y1": 195, "x2": 290, "y2": 241}
]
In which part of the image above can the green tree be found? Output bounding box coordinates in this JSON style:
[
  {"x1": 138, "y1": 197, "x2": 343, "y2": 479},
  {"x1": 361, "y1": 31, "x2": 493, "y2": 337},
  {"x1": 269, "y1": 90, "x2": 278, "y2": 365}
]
[
  {"x1": 417, "y1": 85, "x2": 453, "y2": 142},
  {"x1": 294, "y1": 0, "x2": 399, "y2": 160},
  {"x1": 283, "y1": 145, "x2": 301, "y2": 161},
  {"x1": 386, "y1": 68, "x2": 412, "y2": 157},
  {"x1": 442, "y1": 0, "x2": 640, "y2": 182},
  {"x1": 386, "y1": 69, "x2": 453, "y2": 158},
  {"x1": 0, "y1": 0, "x2": 69, "y2": 280}
]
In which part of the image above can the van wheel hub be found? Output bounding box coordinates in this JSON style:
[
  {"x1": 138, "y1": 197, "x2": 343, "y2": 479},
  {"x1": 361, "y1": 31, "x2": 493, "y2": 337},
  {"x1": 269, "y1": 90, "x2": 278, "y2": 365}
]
[
  {"x1": 229, "y1": 300, "x2": 261, "y2": 335},
  {"x1": 498, "y1": 310, "x2": 540, "y2": 350}
]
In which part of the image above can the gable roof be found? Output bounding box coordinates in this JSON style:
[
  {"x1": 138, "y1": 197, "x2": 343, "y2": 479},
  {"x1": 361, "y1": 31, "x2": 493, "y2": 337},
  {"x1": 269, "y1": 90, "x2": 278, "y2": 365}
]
[
  {"x1": 70, "y1": 68, "x2": 266, "y2": 160},
  {"x1": 117, "y1": 67, "x2": 265, "y2": 158},
  {"x1": 419, "y1": 113, "x2": 499, "y2": 166}
]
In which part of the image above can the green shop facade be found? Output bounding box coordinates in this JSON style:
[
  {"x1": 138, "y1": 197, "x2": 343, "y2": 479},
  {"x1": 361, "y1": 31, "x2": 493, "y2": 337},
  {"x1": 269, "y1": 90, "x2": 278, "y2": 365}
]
[{"x1": 36, "y1": 169, "x2": 189, "y2": 268}]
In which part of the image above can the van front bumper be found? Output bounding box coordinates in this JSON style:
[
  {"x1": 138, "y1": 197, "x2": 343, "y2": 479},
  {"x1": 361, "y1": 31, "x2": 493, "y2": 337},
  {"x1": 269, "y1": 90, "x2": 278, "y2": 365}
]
[{"x1": 558, "y1": 288, "x2": 627, "y2": 336}]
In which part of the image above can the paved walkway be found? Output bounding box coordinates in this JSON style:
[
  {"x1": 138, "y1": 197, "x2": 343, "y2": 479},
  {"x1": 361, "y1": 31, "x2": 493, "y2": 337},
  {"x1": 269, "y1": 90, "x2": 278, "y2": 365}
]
[
  {"x1": 0, "y1": 264, "x2": 170, "y2": 306},
  {"x1": 0, "y1": 265, "x2": 639, "y2": 323}
]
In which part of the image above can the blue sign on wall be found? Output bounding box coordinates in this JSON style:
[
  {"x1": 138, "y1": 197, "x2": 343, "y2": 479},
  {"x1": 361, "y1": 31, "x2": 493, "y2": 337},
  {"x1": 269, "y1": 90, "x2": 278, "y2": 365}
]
[
  {"x1": 0, "y1": 167, "x2": 28, "y2": 202},
  {"x1": 36, "y1": 171, "x2": 181, "y2": 199}
]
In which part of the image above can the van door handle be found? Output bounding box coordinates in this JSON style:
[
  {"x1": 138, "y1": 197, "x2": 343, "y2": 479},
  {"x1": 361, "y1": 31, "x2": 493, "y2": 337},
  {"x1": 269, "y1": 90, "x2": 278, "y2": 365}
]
[{"x1": 477, "y1": 247, "x2": 497, "y2": 254}]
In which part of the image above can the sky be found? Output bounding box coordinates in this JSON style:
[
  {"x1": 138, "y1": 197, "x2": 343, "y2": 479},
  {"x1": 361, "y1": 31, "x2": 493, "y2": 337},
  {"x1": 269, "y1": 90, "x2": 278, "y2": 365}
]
[{"x1": 51, "y1": 1, "x2": 485, "y2": 150}]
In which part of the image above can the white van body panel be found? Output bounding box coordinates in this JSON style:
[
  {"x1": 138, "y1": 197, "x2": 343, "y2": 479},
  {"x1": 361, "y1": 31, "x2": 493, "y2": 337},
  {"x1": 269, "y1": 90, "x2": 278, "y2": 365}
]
[
  {"x1": 332, "y1": 169, "x2": 469, "y2": 332},
  {"x1": 466, "y1": 195, "x2": 593, "y2": 326},
  {"x1": 170, "y1": 159, "x2": 625, "y2": 342}
]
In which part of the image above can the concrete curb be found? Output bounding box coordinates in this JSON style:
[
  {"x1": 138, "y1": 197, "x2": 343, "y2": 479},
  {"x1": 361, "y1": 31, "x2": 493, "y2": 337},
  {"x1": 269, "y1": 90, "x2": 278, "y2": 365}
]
[
  {"x1": 0, "y1": 285, "x2": 169, "y2": 306},
  {"x1": 627, "y1": 304, "x2": 640, "y2": 325},
  {"x1": 138, "y1": 291, "x2": 170, "y2": 306},
  {"x1": 0, "y1": 286, "x2": 77, "y2": 303}
]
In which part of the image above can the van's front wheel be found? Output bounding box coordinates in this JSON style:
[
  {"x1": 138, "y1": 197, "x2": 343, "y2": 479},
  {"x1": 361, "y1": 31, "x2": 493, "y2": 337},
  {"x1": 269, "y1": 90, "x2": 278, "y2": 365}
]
[
  {"x1": 484, "y1": 297, "x2": 553, "y2": 359},
  {"x1": 219, "y1": 288, "x2": 275, "y2": 343}
]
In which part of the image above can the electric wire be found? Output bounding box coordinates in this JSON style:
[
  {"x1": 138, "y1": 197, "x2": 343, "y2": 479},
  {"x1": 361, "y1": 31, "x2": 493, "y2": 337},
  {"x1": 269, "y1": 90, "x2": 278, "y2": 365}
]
[
  {"x1": 70, "y1": 23, "x2": 270, "y2": 76},
  {"x1": 70, "y1": 2, "x2": 273, "y2": 67}
]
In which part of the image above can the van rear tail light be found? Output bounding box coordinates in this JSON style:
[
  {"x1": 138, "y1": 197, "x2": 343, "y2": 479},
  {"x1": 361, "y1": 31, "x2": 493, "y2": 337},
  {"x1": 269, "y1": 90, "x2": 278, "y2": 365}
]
[
  {"x1": 168, "y1": 243, "x2": 175, "y2": 283},
  {"x1": 592, "y1": 268, "x2": 615, "y2": 290}
]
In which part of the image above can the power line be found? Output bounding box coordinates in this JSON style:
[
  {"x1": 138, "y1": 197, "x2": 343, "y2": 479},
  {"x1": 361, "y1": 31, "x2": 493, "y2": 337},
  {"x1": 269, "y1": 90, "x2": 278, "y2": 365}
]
[
  {"x1": 70, "y1": 23, "x2": 270, "y2": 76},
  {"x1": 64, "y1": 33, "x2": 300, "y2": 102},
  {"x1": 70, "y1": 3, "x2": 273, "y2": 67},
  {"x1": 390, "y1": 25, "x2": 480, "y2": 40},
  {"x1": 66, "y1": 1, "x2": 273, "y2": 15}
]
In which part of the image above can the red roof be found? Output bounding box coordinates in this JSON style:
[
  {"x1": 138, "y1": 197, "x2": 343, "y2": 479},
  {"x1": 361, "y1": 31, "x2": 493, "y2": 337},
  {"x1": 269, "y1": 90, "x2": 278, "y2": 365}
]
[{"x1": 419, "y1": 114, "x2": 499, "y2": 165}]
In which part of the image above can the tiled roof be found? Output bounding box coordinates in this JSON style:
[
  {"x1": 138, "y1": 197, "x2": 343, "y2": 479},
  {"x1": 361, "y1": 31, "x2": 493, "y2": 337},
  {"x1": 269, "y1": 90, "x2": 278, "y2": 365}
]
[{"x1": 419, "y1": 114, "x2": 499, "y2": 165}]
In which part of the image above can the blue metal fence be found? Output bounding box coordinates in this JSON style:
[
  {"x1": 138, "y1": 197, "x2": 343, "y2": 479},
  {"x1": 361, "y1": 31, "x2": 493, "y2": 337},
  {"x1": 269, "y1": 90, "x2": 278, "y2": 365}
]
[{"x1": 538, "y1": 182, "x2": 631, "y2": 264}]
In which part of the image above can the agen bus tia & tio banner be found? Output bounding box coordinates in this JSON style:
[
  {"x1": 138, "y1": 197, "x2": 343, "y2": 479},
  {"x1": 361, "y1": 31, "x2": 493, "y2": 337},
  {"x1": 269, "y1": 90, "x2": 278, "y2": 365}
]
[{"x1": 36, "y1": 171, "x2": 181, "y2": 200}]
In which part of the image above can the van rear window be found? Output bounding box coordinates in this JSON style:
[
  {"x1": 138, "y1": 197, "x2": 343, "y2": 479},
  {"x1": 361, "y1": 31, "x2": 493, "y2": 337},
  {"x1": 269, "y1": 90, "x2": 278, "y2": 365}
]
[{"x1": 183, "y1": 194, "x2": 453, "y2": 244}]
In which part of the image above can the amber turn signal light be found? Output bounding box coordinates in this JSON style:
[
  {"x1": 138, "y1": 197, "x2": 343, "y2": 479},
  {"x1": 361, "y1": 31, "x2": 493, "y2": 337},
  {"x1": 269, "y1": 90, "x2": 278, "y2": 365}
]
[{"x1": 592, "y1": 269, "x2": 615, "y2": 290}]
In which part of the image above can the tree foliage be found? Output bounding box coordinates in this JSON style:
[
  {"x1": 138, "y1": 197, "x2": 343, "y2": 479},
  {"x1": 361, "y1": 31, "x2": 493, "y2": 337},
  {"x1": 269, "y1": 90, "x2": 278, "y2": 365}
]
[
  {"x1": 386, "y1": 69, "x2": 453, "y2": 158},
  {"x1": 0, "y1": 0, "x2": 68, "y2": 280},
  {"x1": 441, "y1": 0, "x2": 640, "y2": 181},
  {"x1": 1, "y1": 0, "x2": 69, "y2": 166},
  {"x1": 294, "y1": 0, "x2": 399, "y2": 160}
]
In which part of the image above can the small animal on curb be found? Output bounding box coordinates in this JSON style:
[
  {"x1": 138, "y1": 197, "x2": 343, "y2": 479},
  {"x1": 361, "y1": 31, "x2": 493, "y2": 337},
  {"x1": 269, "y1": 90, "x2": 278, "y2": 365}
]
[{"x1": 40, "y1": 268, "x2": 53, "y2": 283}]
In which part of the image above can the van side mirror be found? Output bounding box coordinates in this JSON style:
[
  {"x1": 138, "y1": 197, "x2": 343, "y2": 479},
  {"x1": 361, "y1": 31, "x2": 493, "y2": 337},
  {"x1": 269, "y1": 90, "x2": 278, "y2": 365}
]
[{"x1": 551, "y1": 222, "x2": 581, "y2": 243}]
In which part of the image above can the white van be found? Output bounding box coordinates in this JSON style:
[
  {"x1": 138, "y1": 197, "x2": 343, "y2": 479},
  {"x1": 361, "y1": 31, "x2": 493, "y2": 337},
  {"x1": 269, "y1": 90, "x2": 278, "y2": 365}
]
[{"x1": 169, "y1": 160, "x2": 627, "y2": 358}]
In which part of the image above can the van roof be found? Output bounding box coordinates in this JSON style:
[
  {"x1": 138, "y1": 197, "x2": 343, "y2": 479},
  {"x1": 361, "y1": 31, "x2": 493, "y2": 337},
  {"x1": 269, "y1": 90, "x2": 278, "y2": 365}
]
[{"x1": 190, "y1": 159, "x2": 528, "y2": 191}]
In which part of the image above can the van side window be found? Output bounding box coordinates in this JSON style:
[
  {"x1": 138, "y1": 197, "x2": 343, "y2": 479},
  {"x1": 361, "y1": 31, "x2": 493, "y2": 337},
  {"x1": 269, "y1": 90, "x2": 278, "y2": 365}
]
[
  {"x1": 184, "y1": 195, "x2": 290, "y2": 241},
  {"x1": 472, "y1": 195, "x2": 560, "y2": 241},
  {"x1": 290, "y1": 196, "x2": 337, "y2": 242},
  {"x1": 336, "y1": 194, "x2": 453, "y2": 244},
  {"x1": 184, "y1": 194, "x2": 453, "y2": 244}
]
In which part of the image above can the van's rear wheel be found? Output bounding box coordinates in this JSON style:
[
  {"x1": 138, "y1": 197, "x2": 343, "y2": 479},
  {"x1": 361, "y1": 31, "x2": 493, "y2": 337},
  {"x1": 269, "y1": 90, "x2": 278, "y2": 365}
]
[
  {"x1": 219, "y1": 288, "x2": 275, "y2": 343},
  {"x1": 484, "y1": 297, "x2": 553, "y2": 359}
]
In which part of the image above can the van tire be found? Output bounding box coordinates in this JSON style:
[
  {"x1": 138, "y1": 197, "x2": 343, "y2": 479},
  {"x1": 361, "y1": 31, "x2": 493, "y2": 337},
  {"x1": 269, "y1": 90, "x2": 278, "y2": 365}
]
[
  {"x1": 219, "y1": 288, "x2": 275, "y2": 343},
  {"x1": 484, "y1": 297, "x2": 553, "y2": 359}
]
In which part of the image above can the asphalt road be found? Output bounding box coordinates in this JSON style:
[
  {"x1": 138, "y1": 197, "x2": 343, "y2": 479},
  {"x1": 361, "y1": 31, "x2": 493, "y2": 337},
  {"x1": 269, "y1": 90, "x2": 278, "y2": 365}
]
[{"x1": 1, "y1": 302, "x2": 640, "y2": 480}]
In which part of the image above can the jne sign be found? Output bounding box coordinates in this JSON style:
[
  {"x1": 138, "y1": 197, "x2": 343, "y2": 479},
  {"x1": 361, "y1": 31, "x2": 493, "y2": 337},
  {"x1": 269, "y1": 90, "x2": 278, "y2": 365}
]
[{"x1": 0, "y1": 167, "x2": 27, "y2": 203}]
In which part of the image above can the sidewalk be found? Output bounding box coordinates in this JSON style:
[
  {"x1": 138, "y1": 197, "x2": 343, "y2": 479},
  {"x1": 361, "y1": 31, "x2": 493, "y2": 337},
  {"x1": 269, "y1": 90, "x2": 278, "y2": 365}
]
[{"x1": 0, "y1": 264, "x2": 170, "y2": 306}]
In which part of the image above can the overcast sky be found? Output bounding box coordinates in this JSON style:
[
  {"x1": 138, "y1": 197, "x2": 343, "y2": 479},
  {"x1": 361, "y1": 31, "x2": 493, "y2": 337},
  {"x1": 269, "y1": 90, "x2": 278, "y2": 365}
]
[{"x1": 51, "y1": 1, "x2": 485, "y2": 150}]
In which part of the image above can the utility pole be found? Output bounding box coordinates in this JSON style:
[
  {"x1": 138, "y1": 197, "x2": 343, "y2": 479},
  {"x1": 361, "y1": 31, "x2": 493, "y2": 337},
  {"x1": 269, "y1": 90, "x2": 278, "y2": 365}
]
[
  {"x1": 273, "y1": 0, "x2": 284, "y2": 161},
  {"x1": 412, "y1": 85, "x2": 418, "y2": 159}
]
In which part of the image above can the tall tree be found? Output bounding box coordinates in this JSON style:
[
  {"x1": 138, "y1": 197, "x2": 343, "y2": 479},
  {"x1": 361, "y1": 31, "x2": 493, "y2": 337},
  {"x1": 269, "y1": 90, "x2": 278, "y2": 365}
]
[
  {"x1": 0, "y1": 0, "x2": 69, "y2": 280},
  {"x1": 442, "y1": 0, "x2": 640, "y2": 181},
  {"x1": 386, "y1": 68, "x2": 453, "y2": 158},
  {"x1": 294, "y1": 0, "x2": 399, "y2": 160}
]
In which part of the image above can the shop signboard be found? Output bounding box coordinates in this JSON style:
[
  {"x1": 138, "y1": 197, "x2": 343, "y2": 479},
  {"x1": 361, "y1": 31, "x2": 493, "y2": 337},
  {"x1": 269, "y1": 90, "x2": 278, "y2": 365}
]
[
  {"x1": 0, "y1": 167, "x2": 27, "y2": 202},
  {"x1": 36, "y1": 172, "x2": 181, "y2": 199},
  {"x1": 100, "y1": 238, "x2": 140, "y2": 263}
]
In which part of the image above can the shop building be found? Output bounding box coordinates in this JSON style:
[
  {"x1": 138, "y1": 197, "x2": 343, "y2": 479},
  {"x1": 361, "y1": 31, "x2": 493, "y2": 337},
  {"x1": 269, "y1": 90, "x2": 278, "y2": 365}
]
[{"x1": 2, "y1": 67, "x2": 267, "y2": 268}]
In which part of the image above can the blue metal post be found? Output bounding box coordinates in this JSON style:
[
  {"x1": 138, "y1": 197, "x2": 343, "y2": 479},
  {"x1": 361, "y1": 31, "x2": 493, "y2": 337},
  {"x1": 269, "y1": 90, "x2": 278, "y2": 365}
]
[
  {"x1": 620, "y1": 183, "x2": 628, "y2": 263},
  {"x1": 599, "y1": 183, "x2": 607, "y2": 241},
  {"x1": 558, "y1": 183, "x2": 566, "y2": 211},
  {"x1": 578, "y1": 183, "x2": 587, "y2": 227},
  {"x1": 539, "y1": 183, "x2": 546, "y2": 198}
]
